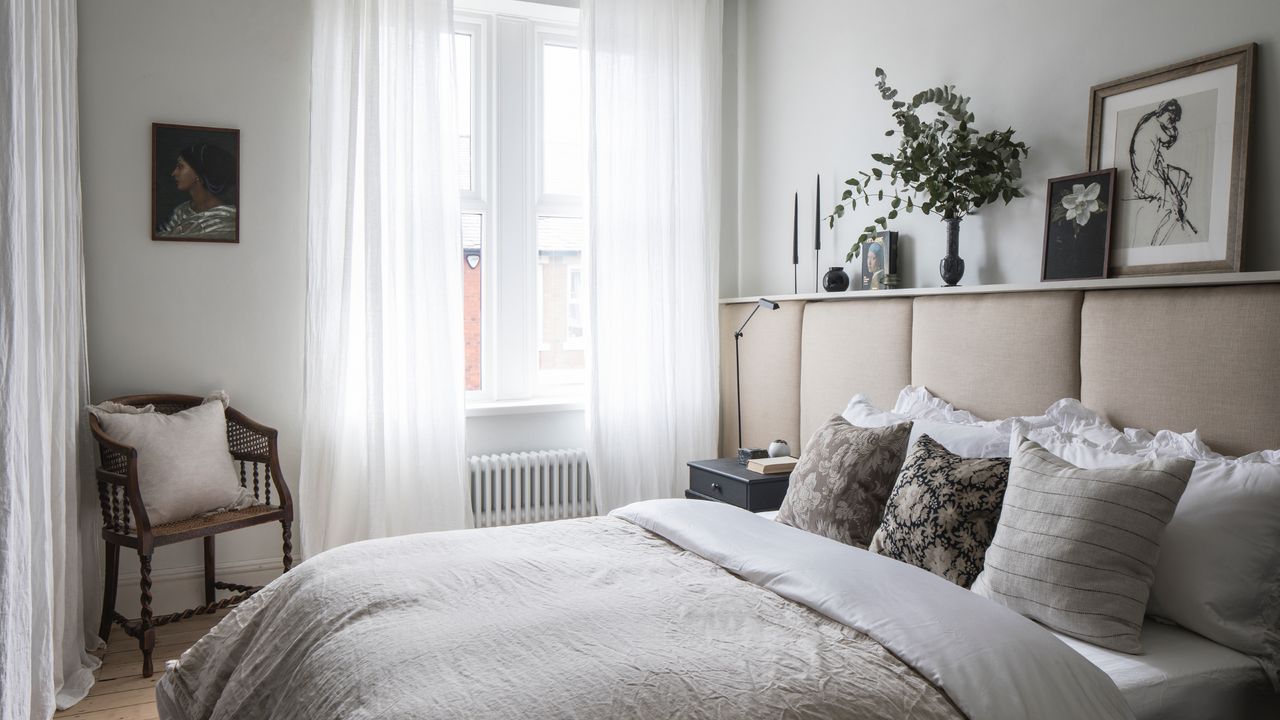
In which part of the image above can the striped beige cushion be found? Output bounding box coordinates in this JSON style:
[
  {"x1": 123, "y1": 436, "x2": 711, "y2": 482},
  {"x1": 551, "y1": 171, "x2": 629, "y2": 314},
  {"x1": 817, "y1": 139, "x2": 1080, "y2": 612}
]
[{"x1": 971, "y1": 438, "x2": 1192, "y2": 653}]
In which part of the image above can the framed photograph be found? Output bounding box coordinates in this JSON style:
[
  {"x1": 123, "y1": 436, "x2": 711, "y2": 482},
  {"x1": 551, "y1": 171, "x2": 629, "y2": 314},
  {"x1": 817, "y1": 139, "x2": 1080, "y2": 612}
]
[
  {"x1": 1041, "y1": 169, "x2": 1116, "y2": 282},
  {"x1": 855, "y1": 231, "x2": 898, "y2": 290},
  {"x1": 1086, "y1": 44, "x2": 1254, "y2": 276},
  {"x1": 152, "y1": 123, "x2": 240, "y2": 243}
]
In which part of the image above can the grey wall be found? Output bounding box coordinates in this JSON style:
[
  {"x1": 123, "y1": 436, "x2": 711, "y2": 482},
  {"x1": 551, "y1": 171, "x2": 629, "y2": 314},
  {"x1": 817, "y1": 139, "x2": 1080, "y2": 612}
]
[{"x1": 731, "y1": 0, "x2": 1280, "y2": 296}]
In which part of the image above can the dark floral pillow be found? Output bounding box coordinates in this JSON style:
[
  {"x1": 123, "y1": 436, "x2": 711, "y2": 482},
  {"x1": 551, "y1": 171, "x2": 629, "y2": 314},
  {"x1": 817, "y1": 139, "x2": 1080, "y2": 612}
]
[
  {"x1": 775, "y1": 415, "x2": 912, "y2": 547},
  {"x1": 868, "y1": 434, "x2": 1010, "y2": 587}
]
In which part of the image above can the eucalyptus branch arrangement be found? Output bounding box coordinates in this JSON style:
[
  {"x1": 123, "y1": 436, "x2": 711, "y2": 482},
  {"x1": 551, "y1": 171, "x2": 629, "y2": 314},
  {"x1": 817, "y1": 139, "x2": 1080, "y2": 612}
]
[{"x1": 828, "y1": 69, "x2": 1031, "y2": 261}]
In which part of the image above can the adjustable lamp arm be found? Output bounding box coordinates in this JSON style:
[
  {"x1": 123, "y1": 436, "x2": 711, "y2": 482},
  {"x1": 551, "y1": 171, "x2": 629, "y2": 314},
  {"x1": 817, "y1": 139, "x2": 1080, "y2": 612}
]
[
  {"x1": 736, "y1": 298, "x2": 780, "y2": 337},
  {"x1": 734, "y1": 298, "x2": 780, "y2": 452}
]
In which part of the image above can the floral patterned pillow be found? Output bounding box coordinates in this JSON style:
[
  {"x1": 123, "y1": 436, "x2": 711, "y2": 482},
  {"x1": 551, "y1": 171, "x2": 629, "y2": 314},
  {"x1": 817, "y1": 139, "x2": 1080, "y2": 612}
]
[
  {"x1": 868, "y1": 434, "x2": 1010, "y2": 587},
  {"x1": 775, "y1": 415, "x2": 912, "y2": 547}
]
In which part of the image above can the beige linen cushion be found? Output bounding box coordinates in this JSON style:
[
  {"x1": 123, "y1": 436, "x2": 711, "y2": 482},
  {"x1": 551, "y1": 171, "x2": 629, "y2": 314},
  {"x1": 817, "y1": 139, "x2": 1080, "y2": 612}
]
[
  {"x1": 971, "y1": 438, "x2": 1192, "y2": 653},
  {"x1": 88, "y1": 395, "x2": 254, "y2": 526},
  {"x1": 775, "y1": 415, "x2": 912, "y2": 547},
  {"x1": 869, "y1": 435, "x2": 1010, "y2": 588}
]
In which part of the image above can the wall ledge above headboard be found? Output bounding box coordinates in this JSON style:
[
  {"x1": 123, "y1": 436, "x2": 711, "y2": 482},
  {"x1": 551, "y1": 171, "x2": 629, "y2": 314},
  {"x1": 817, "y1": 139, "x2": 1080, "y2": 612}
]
[{"x1": 720, "y1": 270, "x2": 1280, "y2": 304}]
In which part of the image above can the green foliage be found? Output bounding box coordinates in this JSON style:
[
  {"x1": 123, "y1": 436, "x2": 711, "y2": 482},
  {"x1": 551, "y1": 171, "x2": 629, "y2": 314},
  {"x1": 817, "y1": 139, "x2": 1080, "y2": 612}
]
[{"x1": 829, "y1": 69, "x2": 1030, "y2": 261}]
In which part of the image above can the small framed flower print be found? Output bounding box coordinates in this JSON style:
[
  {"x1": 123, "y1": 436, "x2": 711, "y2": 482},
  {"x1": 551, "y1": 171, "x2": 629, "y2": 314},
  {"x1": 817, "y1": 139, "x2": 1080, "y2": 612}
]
[{"x1": 1041, "y1": 169, "x2": 1116, "y2": 282}]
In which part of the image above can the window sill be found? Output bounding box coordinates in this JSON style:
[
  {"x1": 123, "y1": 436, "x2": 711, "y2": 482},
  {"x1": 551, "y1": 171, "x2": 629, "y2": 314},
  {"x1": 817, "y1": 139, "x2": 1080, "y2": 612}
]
[{"x1": 466, "y1": 396, "x2": 585, "y2": 417}]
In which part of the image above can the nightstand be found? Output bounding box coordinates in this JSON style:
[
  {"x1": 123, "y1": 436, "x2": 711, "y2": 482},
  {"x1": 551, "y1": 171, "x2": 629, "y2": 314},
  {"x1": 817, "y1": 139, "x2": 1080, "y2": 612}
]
[{"x1": 685, "y1": 458, "x2": 790, "y2": 512}]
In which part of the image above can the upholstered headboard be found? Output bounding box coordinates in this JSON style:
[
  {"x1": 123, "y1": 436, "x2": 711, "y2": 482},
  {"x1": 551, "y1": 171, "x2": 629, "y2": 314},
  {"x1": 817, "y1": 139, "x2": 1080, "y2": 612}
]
[{"x1": 720, "y1": 278, "x2": 1280, "y2": 459}]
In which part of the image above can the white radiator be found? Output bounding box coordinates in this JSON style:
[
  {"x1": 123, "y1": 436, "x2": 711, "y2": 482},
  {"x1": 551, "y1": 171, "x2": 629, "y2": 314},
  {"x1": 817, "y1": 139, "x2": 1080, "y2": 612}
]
[{"x1": 468, "y1": 449, "x2": 594, "y2": 528}]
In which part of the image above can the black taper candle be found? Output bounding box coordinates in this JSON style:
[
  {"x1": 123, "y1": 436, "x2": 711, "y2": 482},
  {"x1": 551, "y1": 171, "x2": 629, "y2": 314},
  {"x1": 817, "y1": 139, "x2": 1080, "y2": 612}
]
[
  {"x1": 814, "y1": 174, "x2": 821, "y2": 251},
  {"x1": 792, "y1": 192, "x2": 799, "y2": 264}
]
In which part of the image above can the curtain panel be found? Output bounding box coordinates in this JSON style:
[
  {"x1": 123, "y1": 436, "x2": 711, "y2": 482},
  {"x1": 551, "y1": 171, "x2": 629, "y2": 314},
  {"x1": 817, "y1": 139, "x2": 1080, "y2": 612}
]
[
  {"x1": 301, "y1": 0, "x2": 471, "y2": 555},
  {"x1": 0, "y1": 0, "x2": 102, "y2": 715},
  {"x1": 582, "y1": 0, "x2": 724, "y2": 511}
]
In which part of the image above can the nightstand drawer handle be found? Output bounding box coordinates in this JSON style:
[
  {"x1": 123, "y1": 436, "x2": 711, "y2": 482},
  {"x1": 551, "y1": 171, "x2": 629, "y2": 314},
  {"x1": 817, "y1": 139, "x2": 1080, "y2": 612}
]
[{"x1": 710, "y1": 482, "x2": 722, "y2": 493}]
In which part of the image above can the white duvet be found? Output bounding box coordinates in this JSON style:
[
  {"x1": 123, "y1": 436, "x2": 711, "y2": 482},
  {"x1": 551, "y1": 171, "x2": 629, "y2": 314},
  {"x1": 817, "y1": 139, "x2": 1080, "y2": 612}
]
[{"x1": 157, "y1": 499, "x2": 1132, "y2": 720}]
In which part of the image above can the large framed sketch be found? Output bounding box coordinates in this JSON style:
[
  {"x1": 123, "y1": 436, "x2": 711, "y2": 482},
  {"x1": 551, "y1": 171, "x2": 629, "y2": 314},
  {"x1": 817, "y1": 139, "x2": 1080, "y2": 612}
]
[{"x1": 1086, "y1": 44, "x2": 1254, "y2": 276}]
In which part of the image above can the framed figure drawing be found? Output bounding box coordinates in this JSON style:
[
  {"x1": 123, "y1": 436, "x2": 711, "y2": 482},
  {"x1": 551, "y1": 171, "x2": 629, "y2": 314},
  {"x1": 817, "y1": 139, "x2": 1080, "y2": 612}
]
[
  {"x1": 1086, "y1": 44, "x2": 1253, "y2": 276},
  {"x1": 152, "y1": 123, "x2": 240, "y2": 243},
  {"x1": 1042, "y1": 169, "x2": 1116, "y2": 281}
]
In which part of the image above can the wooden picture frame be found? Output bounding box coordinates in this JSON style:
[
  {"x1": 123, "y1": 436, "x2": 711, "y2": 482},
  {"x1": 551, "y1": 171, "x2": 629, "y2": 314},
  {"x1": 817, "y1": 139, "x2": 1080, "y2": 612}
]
[
  {"x1": 152, "y1": 123, "x2": 240, "y2": 243},
  {"x1": 1085, "y1": 44, "x2": 1253, "y2": 276},
  {"x1": 1041, "y1": 169, "x2": 1116, "y2": 282}
]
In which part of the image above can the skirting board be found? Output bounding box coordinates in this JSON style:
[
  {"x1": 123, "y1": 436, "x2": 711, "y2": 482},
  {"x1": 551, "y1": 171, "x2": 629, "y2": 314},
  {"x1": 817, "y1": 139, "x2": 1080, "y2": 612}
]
[{"x1": 111, "y1": 556, "x2": 286, "y2": 619}]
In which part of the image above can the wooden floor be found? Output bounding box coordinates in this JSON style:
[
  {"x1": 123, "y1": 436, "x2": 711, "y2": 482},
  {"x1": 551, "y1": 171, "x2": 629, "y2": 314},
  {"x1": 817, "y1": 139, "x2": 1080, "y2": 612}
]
[{"x1": 54, "y1": 609, "x2": 229, "y2": 720}]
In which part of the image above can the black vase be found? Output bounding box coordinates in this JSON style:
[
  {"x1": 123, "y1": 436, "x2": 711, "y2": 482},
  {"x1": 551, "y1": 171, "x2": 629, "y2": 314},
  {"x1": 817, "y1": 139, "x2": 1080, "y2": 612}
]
[
  {"x1": 822, "y1": 266, "x2": 850, "y2": 292},
  {"x1": 939, "y1": 217, "x2": 965, "y2": 286}
]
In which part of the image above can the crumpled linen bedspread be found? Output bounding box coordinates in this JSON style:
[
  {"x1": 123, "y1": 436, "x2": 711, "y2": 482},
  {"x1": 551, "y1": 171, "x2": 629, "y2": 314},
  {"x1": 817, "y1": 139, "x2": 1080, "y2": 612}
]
[{"x1": 157, "y1": 500, "x2": 1131, "y2": 720}]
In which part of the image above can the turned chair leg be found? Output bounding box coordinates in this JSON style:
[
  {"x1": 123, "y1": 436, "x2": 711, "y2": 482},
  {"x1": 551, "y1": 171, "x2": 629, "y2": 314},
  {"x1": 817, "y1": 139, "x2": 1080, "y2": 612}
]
[
  {"x1": 282, "y1": 521, "x2": 293, "y2": 572},
  {"x1": 203, "y1": 536, "x2": 216, "y2": 604},
  {"x1": 98, "y1": 543, "x2": 120, "y2": 642},
  {"x1": 139, "y1": 552, "x2": 156, "y2": 678}
]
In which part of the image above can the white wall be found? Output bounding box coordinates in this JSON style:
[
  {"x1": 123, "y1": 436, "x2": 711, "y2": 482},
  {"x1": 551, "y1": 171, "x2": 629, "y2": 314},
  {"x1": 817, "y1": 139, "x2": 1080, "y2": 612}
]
[
  {"x1": 79, "y1": 0, "x2": 311, "y2": 614},
  {"x1": 79, "y1": 0, "x2": 586, "y2": 616},
  {"x1": 731, "y1": 0, "x2": 1280, "y2": 297}
]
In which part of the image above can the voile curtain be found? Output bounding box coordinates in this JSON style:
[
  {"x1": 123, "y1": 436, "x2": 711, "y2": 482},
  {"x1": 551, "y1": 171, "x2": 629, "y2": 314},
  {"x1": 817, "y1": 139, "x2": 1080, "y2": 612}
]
[
  {"x1": 301, "y1": 0, "x2": 471, "y2": 555},
  {"x1": 582, "y1": 0, "x2": 723, "y2": 511},
  {"x1": 0, "y1": 0, "x2": 102, "y2": 716}
]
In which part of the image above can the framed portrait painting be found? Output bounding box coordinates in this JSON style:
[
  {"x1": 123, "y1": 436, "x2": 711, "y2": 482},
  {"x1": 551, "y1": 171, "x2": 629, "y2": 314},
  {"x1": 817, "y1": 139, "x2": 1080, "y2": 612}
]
[
  {"x1": 855, "y1": 231, "x2": 898, "y2": 290},
  {"x1": 152, "y1": 123, "x2": 240, "y2": 243},
  {"x1": 1041, "y1": 169, "x2": 1116, "y2": 282},
  {"x1": 1086, "y1": 44, "x2": 1253, "y2": 276}
]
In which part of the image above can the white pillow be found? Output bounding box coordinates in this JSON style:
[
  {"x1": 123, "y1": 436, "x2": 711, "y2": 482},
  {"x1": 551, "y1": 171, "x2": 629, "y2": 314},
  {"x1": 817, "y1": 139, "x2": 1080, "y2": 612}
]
[
  {"x1": 1032, "y1": 397, "x2": 1219, "y2": 458},
  {"x1": 843, "y1": 393, "x2": 1009, "y2": 458},
  {"x1": 1024, "y1": 428, "x2": 1280, "y2": 685},
  {"x1": 89, "y1": 394, "x2": 254, "y2": 526},
  {"x1": 894, "y1": 385, "x2": 1062, "y2": 433}
]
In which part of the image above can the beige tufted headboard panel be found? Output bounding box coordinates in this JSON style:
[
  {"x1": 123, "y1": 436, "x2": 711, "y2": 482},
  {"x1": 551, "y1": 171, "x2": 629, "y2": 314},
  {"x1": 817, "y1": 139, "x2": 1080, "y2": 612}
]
[
  {"x1": 798, "y1": 299, "x2": 912, "y2": 445},
  {"x1": 1080, "y1": 284, "x2": 1280, "y2": 457},
  {"x1": 720, "y1": 278, "x2": 1280, "y2": 458},
  {"x1": 911, "y1": 292, "x2": 1083, "y2": 420},
  {"x1": 719, "y1": 300, "x2": 806, "y2": 458}
]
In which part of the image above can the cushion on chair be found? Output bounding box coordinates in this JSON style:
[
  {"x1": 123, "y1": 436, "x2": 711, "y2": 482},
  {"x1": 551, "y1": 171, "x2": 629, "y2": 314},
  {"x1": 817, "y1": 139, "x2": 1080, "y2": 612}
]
[{"x1": 88, "y1": 393, "x2": 254, "y2": 526}]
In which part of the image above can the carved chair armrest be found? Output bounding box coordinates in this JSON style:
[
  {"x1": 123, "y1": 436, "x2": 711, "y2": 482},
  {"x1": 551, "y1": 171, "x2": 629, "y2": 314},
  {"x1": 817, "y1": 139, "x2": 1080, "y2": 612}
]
[
  {"x1": 225, "y1": 409, "x2": 294, "y2": 518},
  {"x1": 88, "y1": 415, "x2": 154, "y2": 536}
]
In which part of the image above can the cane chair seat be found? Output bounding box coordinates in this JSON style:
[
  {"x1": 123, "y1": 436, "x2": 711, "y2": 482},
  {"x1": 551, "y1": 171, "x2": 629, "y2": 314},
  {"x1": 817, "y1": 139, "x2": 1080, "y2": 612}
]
[{"x1": 152, "y1": 504, "x2": 286, "y2": 542}]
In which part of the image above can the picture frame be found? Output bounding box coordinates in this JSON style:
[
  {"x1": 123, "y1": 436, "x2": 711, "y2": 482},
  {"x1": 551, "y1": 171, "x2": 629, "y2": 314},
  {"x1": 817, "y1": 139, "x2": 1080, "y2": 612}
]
[
  {"x1": 855, "y1": 231, "x2": 898, "y2": 290},
  {"x1": 1041, "y1": 169, "x2": 1116, "y2": 282},
  {"x1": 152, "y1": 123, "x2": 240, "y2": 243},
  {"x1": 1085, "y1": 44, "x2": 1254, "y2": 276}
]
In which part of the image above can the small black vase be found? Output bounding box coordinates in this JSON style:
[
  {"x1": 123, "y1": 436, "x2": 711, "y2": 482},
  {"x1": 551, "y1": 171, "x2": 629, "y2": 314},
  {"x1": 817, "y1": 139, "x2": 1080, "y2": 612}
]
[
  {"x1": 822, "y1": 266, "x2": 850, "y2": 292},
  {"x1": 939, "y1": 217, "x2": 965, "y2": 286}
]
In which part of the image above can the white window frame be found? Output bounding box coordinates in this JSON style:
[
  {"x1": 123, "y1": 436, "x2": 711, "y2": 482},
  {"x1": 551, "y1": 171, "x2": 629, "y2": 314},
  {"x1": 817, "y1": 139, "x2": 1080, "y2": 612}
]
[
  {"x1": 456, "y1": 16, "x2": 493, "y2": 401},
  {"x1": 564, "y1": 262, "x2": 584, "y2": 351},
  {"x1": 458, "y1": 0, "x2": 582, "y2": 406}
]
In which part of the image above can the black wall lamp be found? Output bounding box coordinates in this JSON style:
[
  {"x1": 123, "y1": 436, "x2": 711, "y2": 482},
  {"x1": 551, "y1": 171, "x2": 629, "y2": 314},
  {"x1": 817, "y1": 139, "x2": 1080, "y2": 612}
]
[{"x1": 734, "y1": 298, "x2": 780, "y2": 462}]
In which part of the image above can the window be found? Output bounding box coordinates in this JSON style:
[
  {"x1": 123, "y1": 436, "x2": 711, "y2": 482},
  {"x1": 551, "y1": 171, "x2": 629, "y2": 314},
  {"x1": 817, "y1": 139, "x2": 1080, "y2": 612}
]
[{"x1": 457, "y1": 0, "x2": 583, "y2": 403}]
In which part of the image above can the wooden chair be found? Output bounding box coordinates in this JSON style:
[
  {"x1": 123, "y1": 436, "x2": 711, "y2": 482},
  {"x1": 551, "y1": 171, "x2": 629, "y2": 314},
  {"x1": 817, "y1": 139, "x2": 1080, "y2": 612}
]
[{"x1": 88, "y1": 394, "x2": 294, "y2": 677}]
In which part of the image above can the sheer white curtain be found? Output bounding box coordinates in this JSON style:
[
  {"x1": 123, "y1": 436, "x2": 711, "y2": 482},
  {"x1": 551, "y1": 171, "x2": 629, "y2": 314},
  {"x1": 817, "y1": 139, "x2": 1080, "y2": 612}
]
[
  {"x1": 582, "y1": 0, "x2": 723, "y2": 512},
  {"x1": 1, "y1": 0, "x2": 102, "y2": 715},
  {"x1": 301, "y1": 0, "x2": 471, "y2": 555}
]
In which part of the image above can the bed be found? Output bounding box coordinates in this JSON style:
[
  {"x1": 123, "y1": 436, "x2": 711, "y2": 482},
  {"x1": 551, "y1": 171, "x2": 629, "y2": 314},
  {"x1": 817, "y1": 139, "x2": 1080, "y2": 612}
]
[{"x1": 157, "y1": 278, "x2": 1280, "y2": 719}]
